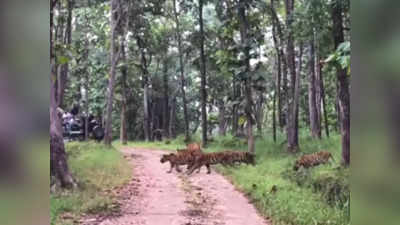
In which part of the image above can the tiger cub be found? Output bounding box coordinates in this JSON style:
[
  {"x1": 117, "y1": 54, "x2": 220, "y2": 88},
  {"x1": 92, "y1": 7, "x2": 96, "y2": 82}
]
[
  {"x1": 293, "y1": 151, "x2": 333, "y2": 171},
  {"x1": 186, "y1": 142, "x2": 202, "y2": 151},
  {"x1": 160, "y1": 152, "x2": 194, "y2": 173}
]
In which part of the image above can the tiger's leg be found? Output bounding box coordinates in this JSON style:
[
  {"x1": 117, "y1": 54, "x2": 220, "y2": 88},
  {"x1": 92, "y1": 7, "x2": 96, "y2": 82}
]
[
  {"x1": 186, "y1": 161, "x2": 194, "y2": 171},
  {"x1": 196, "y1": 166, "x2": 201, "y2": 173},
  {"x1": 187, "y1": 162, "x2": 199, "y2": 175},
  {"x1": 175, "y1": 165, "x2": 182, "y2": 173},
  {"x1": 206, "y1": 164, "x2": 211, "y2": 174},
  {"x1": 167, "y1": 162, "x2": 174, "y2": 173}
]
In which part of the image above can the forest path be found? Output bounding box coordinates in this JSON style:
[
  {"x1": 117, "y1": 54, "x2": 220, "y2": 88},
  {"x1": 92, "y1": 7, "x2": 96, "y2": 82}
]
[{"x1": 89, "y1": 147, "x2": 269, "y2": 225}]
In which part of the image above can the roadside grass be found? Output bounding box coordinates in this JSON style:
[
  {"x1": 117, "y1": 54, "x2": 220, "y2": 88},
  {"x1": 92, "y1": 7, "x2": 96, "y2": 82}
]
[
  {"x1": 124, "y1": 131, "x2": 349, "y2": 225},
  {"x1": 50, "y1": 141, "x2": 132, "y2": 225}
]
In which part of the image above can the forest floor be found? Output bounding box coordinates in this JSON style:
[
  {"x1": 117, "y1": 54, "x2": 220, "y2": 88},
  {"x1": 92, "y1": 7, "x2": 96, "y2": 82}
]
[{"x1": 81, "y1": 147, "x2": 270, "y2": 225}]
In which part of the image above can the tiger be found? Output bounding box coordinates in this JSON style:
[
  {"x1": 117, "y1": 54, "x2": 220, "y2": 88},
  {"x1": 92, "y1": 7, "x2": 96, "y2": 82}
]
[
  {"x1": 160, "y1": 152, "x2": 195, "y2": 173},
  {"x1": 221, "y1": 150, "x2": 255, "y2": 166},
  {"x1": 293, "y1": 150, "x2": 334, "y2": 171},
  {"x1": 186, "y1": 151, "x2": 255, "y2": 175},
  {"x1": 176, "y1": 147, "x2": 203, "y2": 173},
  {"x1": 186, "y1": 142, "x2": 202, "y2": 151}
]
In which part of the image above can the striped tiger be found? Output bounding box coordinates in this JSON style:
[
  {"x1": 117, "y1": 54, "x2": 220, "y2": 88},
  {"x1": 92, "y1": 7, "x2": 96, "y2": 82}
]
[
  {"x1": 221, "y1": 150, "x2": 255, "y2": 166},
  {"x1": 176, "y1": 147, "x2": 203, "y2": 172},
  {"x1": 160, "y1": 152, "x2": 193, "y2": 173},
  {"x1": 186, "y1": 152, "x2": 221, "y2": 175},
  {"x1": 186, "y1": 151, "x2": 255, "y2": 175},
  {"x1": 293, "y1": 151, "x2": 333, "y2": 171}
]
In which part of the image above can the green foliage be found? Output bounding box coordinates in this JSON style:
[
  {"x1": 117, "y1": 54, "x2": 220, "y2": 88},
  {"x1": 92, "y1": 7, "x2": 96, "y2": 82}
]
[
  {"x1": 125, "y1": 131, "x2": 349, "y2": 225},
  {"x1": 209, "y1": 132, "x2": 349, "y2": 225},
  {"x1": 215, "y1": 134, "x2": 247, "y2": 148},
  {"x1": 325, "y1": 41, "x2": 351, "y2": 74},
  {"x1": 50, "y1": 142, "x2": 131, "y2": 225}
]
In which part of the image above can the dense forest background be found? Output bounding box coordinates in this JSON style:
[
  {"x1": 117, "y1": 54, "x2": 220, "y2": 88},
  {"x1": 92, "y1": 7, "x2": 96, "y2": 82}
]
[{"x1": 50, "y1": 0, "x2": 350, "y2": 187}]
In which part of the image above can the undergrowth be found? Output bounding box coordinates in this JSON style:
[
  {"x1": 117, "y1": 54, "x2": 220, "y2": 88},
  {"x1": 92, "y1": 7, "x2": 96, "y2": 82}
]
[
  {"x1": 124, "y1": 130, "x2": 350, "y2": 225},
  {"x1": 50, "y1": 141, "x2": 131, "y2": 225}
]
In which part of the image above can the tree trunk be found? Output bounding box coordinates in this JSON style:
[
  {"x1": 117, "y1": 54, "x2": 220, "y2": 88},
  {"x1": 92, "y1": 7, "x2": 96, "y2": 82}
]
[
  {"x1": 238, "y1": 0, "x2": 255, "y2": 153},
  {"x1": 104, "y1": 0, "x2": 120, "y2": 146},
  {"x1": 273, "y1": 73, "x2": 277, "y2": 142},
  {"x1": 84, "y1": 76, "x2": 89, "y2": 141},
  {"x1": 270, "y1": 0, "x2": 283, "y2": 130},
  {"x1": 332, "y1": 2, "x2": 350, "y2": 166},
  {"x1": 120, "y1": 39, "x2": 128, "y2": 145},
  {"x1": 315, "y1": 37, "x2": 322, "y2": 137},
  {"x1": 143, "y1": 76, "x2": 150, "y2": 141},
  {"x1": 136, "y1": 37, "x2": 151, "y2": 142},
  {"x1": 255, "y1": 94, "x2": 264, "y2": 135},
  {"x1": 173, "y1": 0, "x2": 190, "y2": 142},
  {"x1": 199, "y1": 0, "x2": 208, "y2": 147},
  {"x1": 294, "y1": 44, "x2": 304, "y2": 145},
  {"x1": 50, "y1": 0, "x2": 76, "y2": 189},
  {"x1": 335, "y1": 81, "x2": 341, "y2": 131},
  {"x1": 319, "y1": 62, "x2": 330, "y2": 138},
  {"x1": 285, "y1": 0, "x2": 299, "y2": 152},
  {"x1": 57, "y1": 0, "x2": 73, "y2": 108},
  {"x1": 232, "y1": 79, "x2": 240, "y2": 135},
  {"x1": 82, "y1": 39, "x2": 90, "y2": 141},
  {"x1": 218, "y1": 100, "x2": 226, "y2": 136},
  {"x1": 162, "y1": 57, "x2": 170, "y2": 139},
  {"x1": 169, "y1": 96, "x2": 177, "y2": 139},
  {"x1": 55, "y1": 1, "x2": 64, "y2": 107},
  {"x1": 308, "y1": 39, "x2": 321, "y2": 139}
]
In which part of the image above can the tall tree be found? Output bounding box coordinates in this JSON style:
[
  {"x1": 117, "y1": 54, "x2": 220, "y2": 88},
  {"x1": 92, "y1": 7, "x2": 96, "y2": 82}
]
[
  {"x1": 308, "y1": 37, "x2": 321, "y2": 138},
  {"x1": 50, "y1": 0, "x2": 76, "y2": 188},
  {"x1": 217, "y1": 99, "x2": 226, "y2": 136},
  {"x1": 57, "y1": 0, "x2": 74, "y2": 108},
  {"x1": 173, "y1": 0, "x2": 190, "y2": 142},
  {"x1": 162, "y1": 57, "x2": 170, "y2": 139},
  {"x1": 331, "y1": 1, "x2": 350, "y2": 165},
  {"x1": 319, "y1": 62, "x2": 330, "y2": 137},
  {"x1": 285, "y1": 0, "x2": 299, "y2": 152},
  {"x1": 273, "y1": 57, "x2": 278, "y2": 142},
  {"x1": 120, "y1": 38, "x2": 128, "y2": 145},
  {"x1": 83, "y1": 39, "x2": 90, "y2": 141},
  {"x1": 199, "y1": 0, "x2": 208, "y2": 146},
  {"x1": 238, "y1": 0, "x2": 255, "y2": 153},
  {"x1": 137, "y1": 36, "x2": 151, "y2": 142},
  {"x1": 104, "y1": 0, "x2": 121, "y2": 146},
  {"x1": 270, "y1": 0, "x2": 284, "y2": 130},
  {"x1": 169, "y1": 95, "x2": 177, "y2": 138}
]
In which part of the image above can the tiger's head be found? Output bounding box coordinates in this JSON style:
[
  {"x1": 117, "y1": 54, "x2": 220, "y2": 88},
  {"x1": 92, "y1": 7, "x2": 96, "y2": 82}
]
[{"x1": 160, "y1": 153, "x2": 174, "y2": 163}]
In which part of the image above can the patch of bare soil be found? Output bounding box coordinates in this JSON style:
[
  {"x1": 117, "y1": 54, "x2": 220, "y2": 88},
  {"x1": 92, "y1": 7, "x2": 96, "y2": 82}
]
[{"x1": 81, "y1": 147, "x2": 270, "y2": 225}]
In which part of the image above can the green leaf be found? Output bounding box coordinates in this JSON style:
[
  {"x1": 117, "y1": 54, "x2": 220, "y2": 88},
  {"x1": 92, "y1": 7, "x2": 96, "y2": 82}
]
[
  {"x1": 324, "y1": 53, "x2": 337, "y2": 63},
  {"x1": 57, "y1": 56, "x2": 70, "y2": 65},
  {"x1": 339, "y1": 55, "x2": 350, "y2": 69},
  {"x1": 238, "y1": 116, "x2": 247, "y2": 126}
]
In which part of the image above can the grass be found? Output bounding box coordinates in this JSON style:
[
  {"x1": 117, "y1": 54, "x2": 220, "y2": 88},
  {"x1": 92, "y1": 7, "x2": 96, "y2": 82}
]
[
  {"x1": 122, "y1": 130, "x2": 349, "y2": 225},
  {"x1": 50, "y1": 141, "x2": 132, "y2": 225}
]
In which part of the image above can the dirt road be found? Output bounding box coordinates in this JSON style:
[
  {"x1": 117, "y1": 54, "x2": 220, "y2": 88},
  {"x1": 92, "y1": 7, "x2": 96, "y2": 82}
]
[{"x1": 87, "y1": 147, "x2": 269, "y2": 225}]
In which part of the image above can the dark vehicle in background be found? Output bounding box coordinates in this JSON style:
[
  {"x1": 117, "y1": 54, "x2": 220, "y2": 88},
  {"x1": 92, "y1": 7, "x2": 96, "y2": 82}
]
[{"x1": 60, "y1": 108, "x2": 104, "y2": 142}]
